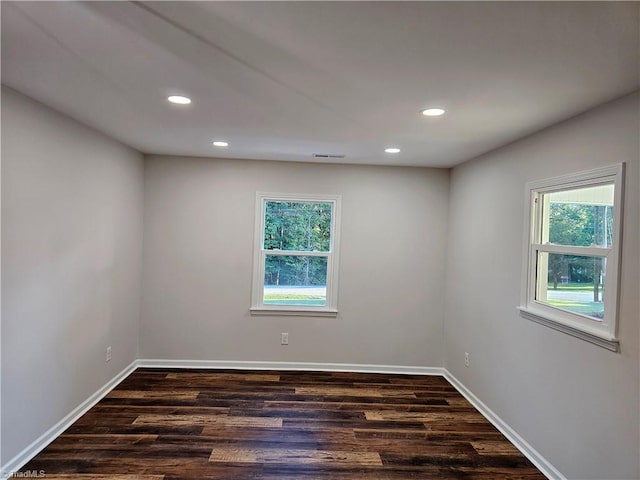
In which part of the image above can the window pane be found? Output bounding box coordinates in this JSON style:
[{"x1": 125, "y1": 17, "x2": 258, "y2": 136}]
[
  {"x1": 536, "y1": 252, "x2": 605, "y2": 319},
  {"x1": 543, "y1": 184, "x2": 614, "y2": 247},
  {"x1": 263, "y1": 255, "x2": 327, "y2": 306},
  {"x1": 264, "y1": 201, "x2": 332, "y2": 252}
]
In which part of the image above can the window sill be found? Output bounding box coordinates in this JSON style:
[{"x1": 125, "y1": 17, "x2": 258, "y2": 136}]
[
  {"x1": 250, "y1": 307, "x2": 338, "y2": 317},
  {"x1": 517, "y1": 307, "x2": 619, "y2": 352}
]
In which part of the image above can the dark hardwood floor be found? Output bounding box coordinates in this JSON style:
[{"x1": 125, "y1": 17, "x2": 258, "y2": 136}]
[{"x1": 22, "y1": 368, "x2": 546, "y2": 479}]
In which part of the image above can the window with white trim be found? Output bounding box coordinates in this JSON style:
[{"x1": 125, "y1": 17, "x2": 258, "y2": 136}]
[
  {"x1": 519, "y1": 164, "x2": 625, "y2": 351},
  {"x1": 251, "y1": 193, "x2": 341, "y2": 316}
]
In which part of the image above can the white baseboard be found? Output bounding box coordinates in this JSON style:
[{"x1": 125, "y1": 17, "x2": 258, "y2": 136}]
[
  {"x1": 443, "y1": 370, "x2": 565, "y2": 480},
  {"x1": 1, "y1": 360, "x2": 139, "y2": 480},
  {"x1": 137, "y1": 358, "x2": 444, "y2": 376}
]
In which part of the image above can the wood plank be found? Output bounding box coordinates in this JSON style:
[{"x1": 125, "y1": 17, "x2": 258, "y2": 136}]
[
  {"x1": 133, "y1": 414, "x2": 283, "y2": 428},
  {"x1": 365, "y1": 410, "x2": 488, "y2": 423},
  {"x1": 443, "y1": 396, "x2": 474, "y2": 407},
  {"x1": 264, "y1": 399, "x2": 448, "y2": 410},
  {"x1": 472, "y1": 440, "x2": 524, "y2": 455},
  {"x1": 92, "y1": 405, "x2": 231, "y2": 415},
  {"x1": 46, "y1": 434, "x2": 159, "y2": 449},
  {"x1": 295, "y1": 387, "x2": 416, "y2": 398},
  {"x1": 196, "y1": 427, "x2": 356, "y2": 444},
  {"x1": 107, "y1": 390, "x2": 200, "y2": 401},
  {"x1": 209, "y1": 446, "x2": 382, "y2": 466},
  {"x1": 166, "y1": 372, "x2": 281, "y2": 382}
]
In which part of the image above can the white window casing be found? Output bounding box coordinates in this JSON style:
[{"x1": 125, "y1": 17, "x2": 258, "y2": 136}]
[
  {"x1": 518, "y1": 164, "x2": 625, "y2": 351},
  {"x1": 250, "y1": 192, "x2": 341, "y2": 316}
]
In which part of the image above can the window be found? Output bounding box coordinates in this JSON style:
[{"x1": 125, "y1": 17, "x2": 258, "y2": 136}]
[
  {"x1": 519, "y1": 164, "x2": 625, "y2": 351},
  {"x1": 251, "y1": 193, "x2": 341, "y2": 316}
]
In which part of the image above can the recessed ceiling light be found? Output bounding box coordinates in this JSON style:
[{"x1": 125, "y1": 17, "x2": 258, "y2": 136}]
[
  {"x1": 421, "y1": 107, "x2": 445, "y2": 117},
  {"x1": 167, "y1": 95, "x2": 191, "y2": 105},
  {"x1": 385, "y1": 147, "x2": 401, "y2": 154},
  {"x1": 212, "y1": 141, "x2": 229, "y2": 147}
]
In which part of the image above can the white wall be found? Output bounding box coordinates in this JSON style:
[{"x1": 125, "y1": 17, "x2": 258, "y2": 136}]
[
  {"x1": 445, "y1": 92, "x2": 639, "y2": 479},
  {"x1": 1, "y1": 87, "x2": 144, "y2": 464},
  {"x1": 140, "y1": 156, "x2": 449, "y2": 367}
]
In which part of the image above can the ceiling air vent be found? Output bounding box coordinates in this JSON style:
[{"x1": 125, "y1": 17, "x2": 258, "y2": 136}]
[{"x1": 313, "y1": 153, "x2": 345, "y2": 159}]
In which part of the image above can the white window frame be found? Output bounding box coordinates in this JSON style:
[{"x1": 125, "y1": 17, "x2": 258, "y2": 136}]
[
  {"x1": 250, "y1": 192, "x2": 341, "y2": 317},
  {"x1": 518, "y1": 164, "x2": 625, "y2": 351}
]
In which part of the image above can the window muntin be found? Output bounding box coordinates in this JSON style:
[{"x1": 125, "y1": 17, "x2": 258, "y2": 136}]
[
  {"x1": 252, "y1": 193, "x2": 341, "y2": 315},
  {"x1": 520, "y1": 164, "x2": 624, "y2": 349}
]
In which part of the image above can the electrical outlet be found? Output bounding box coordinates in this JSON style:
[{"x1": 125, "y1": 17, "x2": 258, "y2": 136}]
[
  {"x1": 464, "y1": 352, "x2": 470, "y2": 367},
  {"x1": 281, "y1": 333, "x2": 289, "y2": 345},
  {"x1": 106, "y1": 346, "x2": 112, "y2": 362}
]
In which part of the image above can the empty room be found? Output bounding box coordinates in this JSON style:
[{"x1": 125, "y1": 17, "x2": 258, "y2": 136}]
[{"x1": 1, "y1": 2, "x2": 639, "y2": 479}]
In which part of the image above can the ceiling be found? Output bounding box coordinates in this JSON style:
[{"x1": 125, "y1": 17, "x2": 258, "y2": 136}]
[{"x1": 2, "y1": 1, "x2": 638, "y2": 168}]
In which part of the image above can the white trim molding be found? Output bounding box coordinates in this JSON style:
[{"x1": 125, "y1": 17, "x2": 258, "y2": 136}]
[
  {"x1": 249, "y1": 308, "x2": 338, "y2": 317},
  {"x1": 1, "y1": 360, "x2": 138, "y2": 480},
  {"x1": 518, "y1": 307, "x2": 619, "y2": 352},
  {"x1": 444, "y1": 370, "x2": 565, "y2": 480},
  {"x1": 519, "y1": 163, "x2": 625, "y2": 350},
  {"x1": 251, "y1": 192, "x2": 342, "y2": 317},
  {"x1": 137, "y1": 359, "x2": 444, "y2": 376}
]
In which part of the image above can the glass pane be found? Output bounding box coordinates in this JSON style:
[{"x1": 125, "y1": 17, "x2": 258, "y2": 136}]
[
  {"x1": 542, "y1": 184, "x2": 614, "y2": 247},
  {"x1": 263, "y1": 255, "x2": 327, "y2": 306},
  {"x1": 536, "y1": 252, "x2": 605, "y2": 320},
  {"x1": 264, "y1": 201, "x2": 332, "y2": 252}
]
